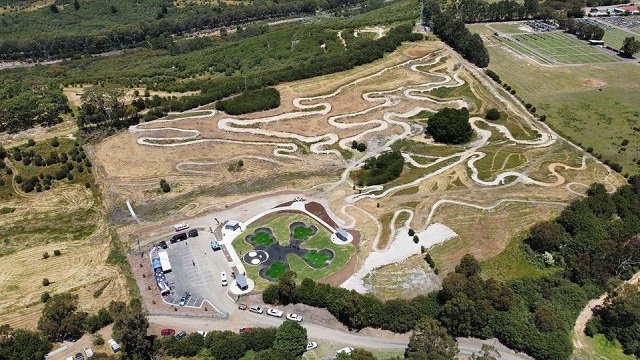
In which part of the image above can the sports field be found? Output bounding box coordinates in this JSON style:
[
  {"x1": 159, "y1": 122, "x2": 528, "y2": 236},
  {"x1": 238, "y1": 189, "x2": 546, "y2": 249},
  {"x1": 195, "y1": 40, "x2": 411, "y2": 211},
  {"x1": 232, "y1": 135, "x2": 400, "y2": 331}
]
[
  {"x1": 510, "y1": 33, "x2": 620, "y2": 64},
  {"x1": 602, "y1": 27, "x2": 636, "y2": 50}
]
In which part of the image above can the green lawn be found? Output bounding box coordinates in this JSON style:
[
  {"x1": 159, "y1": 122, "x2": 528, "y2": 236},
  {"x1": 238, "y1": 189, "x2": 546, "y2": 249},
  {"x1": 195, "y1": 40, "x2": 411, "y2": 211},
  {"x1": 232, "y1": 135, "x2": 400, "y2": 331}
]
[
  {"x1": 292, "y1": 225, "x2": 314, "y2": 240},
  {"x1": 250, "y1": 231, "x2": 274, "y2": 246},
  {"x1": 602, "y1": 27, "x2": 637, "y2": 50},
  {"x1": 573, "y1": 334, "x2": 635, "y2": 360},
  {"x1": 490, "y1": 22, "x2": 528, "y2": 34},
  {"x1": 510, "y1": 33, "x2": 620, "y2": 64},
  {"x1": 264, "y1": 261, "x2": 286, "y2": 280},
  {"x1": 304, "y1": 251, "x2": 330, "y2": 267},
  {"x1": 481, "y1": 235, "x2": 558, "y2": 281}
]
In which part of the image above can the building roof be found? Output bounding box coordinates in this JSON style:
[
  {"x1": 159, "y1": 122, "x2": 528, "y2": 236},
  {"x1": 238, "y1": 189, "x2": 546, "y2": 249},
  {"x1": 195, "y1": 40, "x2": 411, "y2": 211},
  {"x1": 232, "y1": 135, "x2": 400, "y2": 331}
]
[
  {"x1": 616, "y1": 5, "x2": 639, "y2": 12},
  {"x1": 336, "y1": 228, "x2": 349, "y2": 236},
  {"x1": 152, "y1": 258, "x2": 162, "y2": 269},
  {"x1": 236, "y1": 273, "x2": 248, "y2": 287},
  {"x1": 227, "y1": 220, "x2": 239, "y2": 226}
]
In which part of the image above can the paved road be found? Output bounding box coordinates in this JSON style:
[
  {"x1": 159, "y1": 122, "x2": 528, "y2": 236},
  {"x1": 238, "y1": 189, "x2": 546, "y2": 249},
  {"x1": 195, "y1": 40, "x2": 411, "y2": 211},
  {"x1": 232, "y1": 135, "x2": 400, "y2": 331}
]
[{"x1": 148, "y1": 312, "x2": 533, "y2": 359}]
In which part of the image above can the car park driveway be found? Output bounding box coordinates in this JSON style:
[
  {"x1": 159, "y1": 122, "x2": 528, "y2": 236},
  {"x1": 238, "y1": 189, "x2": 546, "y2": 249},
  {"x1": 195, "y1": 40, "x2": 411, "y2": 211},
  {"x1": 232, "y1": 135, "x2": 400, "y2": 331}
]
[{"x1": 162, "y1": 229, "x2": 233, "y2": 313}]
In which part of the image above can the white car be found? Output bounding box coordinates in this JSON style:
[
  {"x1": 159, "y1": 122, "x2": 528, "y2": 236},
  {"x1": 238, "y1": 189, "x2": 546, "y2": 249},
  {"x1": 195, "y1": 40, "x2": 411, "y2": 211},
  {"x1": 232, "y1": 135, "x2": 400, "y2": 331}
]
[
  {"x1": 174, "y1": 223, "x2": 189, "y2": 231},
  {"x1": 286, "y1": 313, "x2": 303, "y2": 322},
  {"x1": 337, "y1": 347, "x2": 354, "y2": 355},
  {"x1": 197, "y1": 331, "x2": 208, "y2": 337},
  {"x1": 306, "y1": 342, "x2": 317, "y2": 351},
  {"x1": 266, "y1": 308, "x2": 283, "y2": 317},
  {"x1": 221, "y1": 272, "x2": 228, "y2": 286},
  {"x1": 249, "y1": 305, "x2": 263, "y2": 314}
]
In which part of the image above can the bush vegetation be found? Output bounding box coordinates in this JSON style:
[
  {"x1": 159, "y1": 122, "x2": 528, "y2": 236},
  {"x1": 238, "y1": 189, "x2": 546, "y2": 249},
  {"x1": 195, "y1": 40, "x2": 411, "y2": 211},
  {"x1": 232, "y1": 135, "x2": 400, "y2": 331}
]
[
  {"x1": 216, "y1": 88, "x2": 280, "y2": 115},
  {"x1": 357, "y1": 151, "x2": 404, "y2": 186},
  {"x1": 426, "y1": 107, "x2": 473, "y2": 144}
]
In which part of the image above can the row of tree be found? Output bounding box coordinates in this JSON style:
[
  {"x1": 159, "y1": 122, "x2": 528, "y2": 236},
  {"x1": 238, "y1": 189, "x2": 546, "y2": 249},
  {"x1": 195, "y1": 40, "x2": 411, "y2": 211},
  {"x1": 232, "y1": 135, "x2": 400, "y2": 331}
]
[
  {"x1": 557, "y1": 18, "x2": 605, "y2": 40},
  {"x1": 215, "y1": 87, "x2": 281, "y2": 115},
  {"x1": 424, "y1": 4, "x2": 490, "y2": 68}
]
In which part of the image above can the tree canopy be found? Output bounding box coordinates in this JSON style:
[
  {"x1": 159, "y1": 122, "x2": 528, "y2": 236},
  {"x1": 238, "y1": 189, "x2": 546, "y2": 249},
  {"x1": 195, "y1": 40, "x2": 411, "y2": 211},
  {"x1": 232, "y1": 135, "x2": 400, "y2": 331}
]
[
  {"x1": 0, "y1": 326, "x2": 52, "y2": 360},
  {"x1": 405, "y1": 317, "x2": 458, "y2": 359},
  {"x1": 621, "y1": 36, "x2": 640, "y2": 57},
  {"x1": 273, "y1": 320, "x2": 307, "y2": 359},
  {"x1": 426, "y1": 107, "x2": 473, "y2": 144},
  {"x1": 37, "y1": 293, "x2": 86, "y2": 342}
]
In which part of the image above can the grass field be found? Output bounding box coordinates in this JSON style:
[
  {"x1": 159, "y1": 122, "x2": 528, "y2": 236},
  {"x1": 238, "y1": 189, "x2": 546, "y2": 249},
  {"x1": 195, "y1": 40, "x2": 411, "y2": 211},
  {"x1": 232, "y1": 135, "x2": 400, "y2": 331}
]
[
  {"x1": 249, "y1": 231, "x2": 274, "y2": 246},
  {"x1": 602, "y1": 27, "x2": 637, "y2": 50},
  {"x1": 293, "y1": 225, "x2": 314, "y2": 240},
  {"x1": 471, "y1": 23, "x2": 640, "y2": 174},
  {"x1": 481, "y1": 235, "x2": 558, "y2": 281},
  {"x1": 265, "y1": 261, "x2": 286, "y2": 279},
  {"x1": 509, "y1": 33, "x2": 620, "y2": 64},
  {"x1": 573, "y1": 334, "x2": 635, "y2": 360},
  {"x1": 303, "y1": 251, "x2": 330, "y2": 267},
  {"x1": 490, "y1": 22, "x2": 528, "y2": 34}
]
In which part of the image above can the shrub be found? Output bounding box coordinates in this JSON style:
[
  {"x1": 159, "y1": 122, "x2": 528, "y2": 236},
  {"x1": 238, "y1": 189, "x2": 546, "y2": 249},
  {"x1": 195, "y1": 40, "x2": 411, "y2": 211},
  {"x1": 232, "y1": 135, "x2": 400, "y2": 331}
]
[
  {"x1": 161, "y1": 182, "x2": 171, "y2": 193},
  {"x1": 356, "y1": 143, "x2": 367, "y2": 152},
  {"x1": 27, "y1": 139, "x2": 36, "y2": 147},
  {"x1": 621, "y1": 139, "x2": 629, "y2": 146},
  {"x1": 42, "y1": 278, "x2": 50, "y2": 286},
  {"x1": 50, "y1": 137, "x2": 60, "y2": 147},
  {"x1": 93, "y1": 334, "x2": 105, "y2": 346},
  {"x1": 15, "y1": 175, "x2": 23, "y2": 184},
  {"x1": 408, "y1": 229, "x2": 415, "y2": 236},
  {"x1": 41, "y1": 292, "x2": 51, "y2": 303},
  {"x1": 54, "y1": 250, "x2": 61, "y2": 256},
  {"x1": 43, "y1": 252, "x2": 50, "y2": 259},
  {"x1": 485, "y1": 108, "x2": 501, "y2": 120},
  {"x1": 413, "y1": 235, "x2": 419, "y2": 243},
  {"x1": 351, "y1": 140, "x2": 358, "y2": 149}
]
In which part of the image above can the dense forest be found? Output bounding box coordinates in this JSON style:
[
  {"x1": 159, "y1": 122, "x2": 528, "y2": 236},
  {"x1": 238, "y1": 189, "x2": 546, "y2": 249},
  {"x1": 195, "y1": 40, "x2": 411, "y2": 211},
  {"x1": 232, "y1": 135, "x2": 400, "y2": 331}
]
[
  {"x1": 0, "y1": 0, "x2": 386, "y2": 60},
  {"x1": 0, "y1": 79, "x2": 70, "y2": 133},
  {"x1": 0, "y1": 0, "x2": 421, "y2": 135},
  {"x1": 261, "y1": 177, "x2": 640, "y2": 360}
]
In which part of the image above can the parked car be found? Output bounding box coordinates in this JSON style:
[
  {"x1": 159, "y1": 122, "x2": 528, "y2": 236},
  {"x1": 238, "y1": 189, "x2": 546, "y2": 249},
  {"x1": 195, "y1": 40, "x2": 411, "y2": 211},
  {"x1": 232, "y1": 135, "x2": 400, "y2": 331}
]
[
  {"x1": 188, "y1": 228, "x2": 199, "y2": 237},
  {"x1": 161, "y1": 328, "x2": 175, "y2": 336},
  {"x1": 63, "y1": 333, "x2": 80, "y2": 343},
  {"x1": 170, "y1": 232, "x2": 188, "y2": 243},
  {"x1": 108, "y1": 339, "x2": 120, "y2": 353},
  {"x1": 267, "y1": 308, "x2": 283, "y2": 318},
  {"x1": 197, "y1": 331, "x2": 208, "y2": 337},
  {"x1": 84, "y1": 348, "x2": 93, "y2": 358},
  {"x1": 175, "y1": 330, "x2": 187, "y2": 340},
  {"x1": 306, "y1": 342, "x2": 318, "y2": 351},
  {"x1": 249, "y1": 305, "x2": 263, "y2": 314},
  {"x1": 179, "y1": 291, "x2": 191, "y2": 306},
  {"x1": 174, "y1": 223, "x2": 189, "y2": 232},
  {"x1": 286, "y1": 313, "x2": 303, "y2": 322},
  {"x1": 158, "y1": 240, "x2": 168, "y2": 249},
  {"x1": 221, "y1": 272, "x2": 228, "y2": 286},
  {"x1": 337, "y1": 347, "x2": 354, "y2": 355},
  {"x1": 238, "y1": 303, "x2": 248, "y2": 310},
  {"x1": 239, "y1": 327, "x2": 253, "y2": 333},
  {"x1": 74, "y1": 353, "x2": 84, "y2": 360}
]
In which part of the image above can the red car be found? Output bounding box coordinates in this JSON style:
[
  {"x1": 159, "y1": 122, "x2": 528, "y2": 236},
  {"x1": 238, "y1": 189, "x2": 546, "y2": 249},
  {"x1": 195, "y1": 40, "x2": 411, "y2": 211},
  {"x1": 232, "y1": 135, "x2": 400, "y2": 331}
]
[
  {"x1": 239, "y1": 327, "x2": 253, "y2": 333},
  {"x1": 161, "y1": 328, "x2": 175, "y2": 336}
]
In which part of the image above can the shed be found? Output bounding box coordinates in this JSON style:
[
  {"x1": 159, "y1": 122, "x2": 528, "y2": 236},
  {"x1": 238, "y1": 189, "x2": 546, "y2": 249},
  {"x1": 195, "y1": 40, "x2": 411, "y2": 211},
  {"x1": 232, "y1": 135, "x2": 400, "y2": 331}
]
[
  {"x1": 335, "y1": 228, "x2": 349, "y2": 242},
  {"x1": 225, "y1": 220, "x2": 241, "y2": 231},
  {"x1": 236, "y1": 273, "x2": 249, "y2": 291}
]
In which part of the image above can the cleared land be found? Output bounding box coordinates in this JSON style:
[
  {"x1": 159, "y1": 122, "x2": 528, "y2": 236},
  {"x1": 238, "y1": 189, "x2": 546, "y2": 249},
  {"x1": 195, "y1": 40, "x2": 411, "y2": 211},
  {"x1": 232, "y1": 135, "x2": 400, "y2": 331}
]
[{"x1": 472, "y1": 23, "x2": 640, "y2": 174}]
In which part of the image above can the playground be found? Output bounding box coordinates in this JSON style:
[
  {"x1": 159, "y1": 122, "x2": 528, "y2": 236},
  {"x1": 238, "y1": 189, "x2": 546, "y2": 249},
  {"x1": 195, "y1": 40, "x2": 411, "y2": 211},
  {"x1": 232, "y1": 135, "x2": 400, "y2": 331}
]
[{"x1": 233, "y1": 213, "x2": 354, "y2": 288}]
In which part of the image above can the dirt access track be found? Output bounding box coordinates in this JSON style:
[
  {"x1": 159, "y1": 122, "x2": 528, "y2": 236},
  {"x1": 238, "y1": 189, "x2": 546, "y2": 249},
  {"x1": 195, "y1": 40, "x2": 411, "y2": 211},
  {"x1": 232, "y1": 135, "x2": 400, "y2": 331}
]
[{"x1": 94, "y1": 39, "x2": 625, "y2": 301}]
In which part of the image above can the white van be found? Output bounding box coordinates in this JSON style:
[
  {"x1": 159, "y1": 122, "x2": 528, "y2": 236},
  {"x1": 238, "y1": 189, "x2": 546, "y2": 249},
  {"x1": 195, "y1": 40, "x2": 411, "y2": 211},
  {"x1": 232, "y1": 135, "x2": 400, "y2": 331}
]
[{"x1": 108, "y1": 339, "x2": 120, "y2": 353}]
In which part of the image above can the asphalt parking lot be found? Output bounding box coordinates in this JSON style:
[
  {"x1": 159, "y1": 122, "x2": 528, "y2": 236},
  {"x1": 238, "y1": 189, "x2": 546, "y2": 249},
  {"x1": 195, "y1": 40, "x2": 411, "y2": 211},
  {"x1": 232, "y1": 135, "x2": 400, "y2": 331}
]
[{"x1": 161, "y1": 229, "x2": 233, "y2": 312}]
